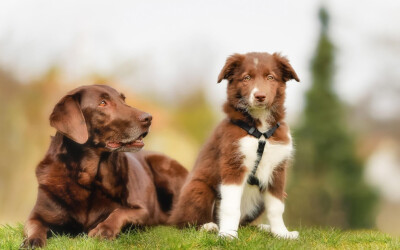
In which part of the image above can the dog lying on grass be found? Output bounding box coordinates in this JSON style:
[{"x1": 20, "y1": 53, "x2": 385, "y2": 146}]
[
  {"x1": 169, "y1": 52, "x2": 299, "y2": 239},
  {"x1": 22, "y1": 85, "x2": 188, "y2": 248}
]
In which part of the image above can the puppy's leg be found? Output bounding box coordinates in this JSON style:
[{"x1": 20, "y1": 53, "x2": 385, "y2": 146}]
[
  {"x1": 264, "y1": 193, "x2": 298, "y2": 239},
  {"x1": 22, "y1": 218, "x2": 48, "y2": 248},
  {"x1": 168, "y1": 180, "x2": 215, "y2": 227},
  {"x1": 88, "y1": 206, "x2": 149, "y2": 239},
  {"x1": 249, "y1": 209, "x2": 271, "y2": 232},
  {"x1": 264, "y1": 163, "x2": 298, "y2": 239},
  {"x1": 218, "y1": 183, "x2": 245, "y2": 239}
]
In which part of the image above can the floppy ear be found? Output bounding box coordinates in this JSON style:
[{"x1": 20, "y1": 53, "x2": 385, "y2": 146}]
[
  {"x1": 49, "y1": 93, "x2": 88, "y2": 144},
  {"x1": 273, "y1": 53, "x2": 300, "y2": 82},
  {"x1": 217, "y1": 53, "x2": 244, "y2": 83}
]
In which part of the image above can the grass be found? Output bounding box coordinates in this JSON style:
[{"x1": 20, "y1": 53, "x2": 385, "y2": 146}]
[{"x1": 1, "y1": 224, "x2": 399, "y2": 250}]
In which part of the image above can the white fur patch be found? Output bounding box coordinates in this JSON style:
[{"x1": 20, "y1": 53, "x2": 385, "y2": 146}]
[
  {"x1": 249, "y1": 109, "x2": 273, "y2": 132},
  {"x1": 253, "y1": 58, "x2": 259, "y2": 66},
  {"x1": 249, "y1": 87, "x2": 259, "y2": 107},
  {"x1": 264, "y1": 193, "x2": 299, "y2": 239},
  {"x1": 239, "y1": 133, "x2": 293, "y2": 188},
  {"x1": 218, "y1": 184, "x2": 245, "y2": 238},
  {"x1": 240, "y1": 185, "x2": 264, "y2": 221}
]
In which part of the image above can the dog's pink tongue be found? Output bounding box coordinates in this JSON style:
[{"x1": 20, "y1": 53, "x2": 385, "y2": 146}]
[{"x1": 107, "y1": 142, "x2": 122, "y2": 148}]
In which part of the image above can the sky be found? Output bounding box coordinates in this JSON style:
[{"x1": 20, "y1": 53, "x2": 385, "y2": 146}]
[{"x1": 0, "y1": 0, "x2": 399, "y2": 122}]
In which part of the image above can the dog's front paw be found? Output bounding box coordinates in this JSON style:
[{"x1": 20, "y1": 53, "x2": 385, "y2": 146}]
[
  {"x1": 271, "y1": 229, "x2": 299, "y2": 240},
  {"x1": 20, "y1": 237, "x2": 46, "y2": 249},
  {"x1": 200, "y1": 222, "x2": 219, "y2": 232},
  {"x1": 88, "y1": 222, "x2": 119, "y2": 240},
  {"x1": 218, "y1": 230, "x2": 238, "y2": 239}
]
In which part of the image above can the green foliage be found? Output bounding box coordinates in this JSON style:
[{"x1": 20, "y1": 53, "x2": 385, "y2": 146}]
[
  {"x1": 286, "y1": 7, "x2": 377, "y2": 228},
  {"x1": 1, "y1": 224, "x2": 399, "y2": 249}
]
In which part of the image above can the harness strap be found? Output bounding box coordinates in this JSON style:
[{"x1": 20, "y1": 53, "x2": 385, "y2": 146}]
[
  {"x1": 247, "y1": 140, "x2": 266, "y2": 187},
  {"x1": 231, "y1": 120, "x2": 280, "y2": 191},
  {"x1": 231, "y1": 119, "x2": 263, "y2": 139}
]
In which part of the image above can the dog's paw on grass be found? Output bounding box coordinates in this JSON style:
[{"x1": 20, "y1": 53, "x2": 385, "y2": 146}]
[{"x1": 1, "y1": 224, "x2": 399, "y2": 249}]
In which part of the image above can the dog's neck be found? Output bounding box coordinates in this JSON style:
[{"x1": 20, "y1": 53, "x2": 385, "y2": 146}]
[
  {"x1": 55, "y1": 133, "x2": 127, "y2": 198},
  {"x1": 54, "y1": 133, "x2": 104, "y2": 188},
  {"x1": 223, "y1": 102, "x2": 284, "y2": 132}
]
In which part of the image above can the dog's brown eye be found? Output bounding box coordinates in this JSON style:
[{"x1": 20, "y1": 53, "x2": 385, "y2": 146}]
[
  {"x1": 99, "y1": 100, "x2": 107, "y2": 107},
  {"x1": 267, "y1": 75, "x2": 274, "y2": 80},
  {"x1": 243, "y1": 75, "x2": 251, "y2": 81}
]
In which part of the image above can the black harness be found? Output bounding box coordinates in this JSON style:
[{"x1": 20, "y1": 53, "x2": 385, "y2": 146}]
[{"x1": 231, "y1": 119, "x2": 280, "y2": 191}]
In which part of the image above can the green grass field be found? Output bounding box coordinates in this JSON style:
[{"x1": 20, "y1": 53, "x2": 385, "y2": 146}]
[{"x1": 1, "y1": 224, "x2": 399, "y2": 249}]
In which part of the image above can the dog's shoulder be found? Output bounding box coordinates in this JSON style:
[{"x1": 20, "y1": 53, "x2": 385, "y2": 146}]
[
  {"x1": 270, "y1": 121, "x2": 291, "y2": 145},
  {"x1": 214, "y1": 118, "x2": 249, "y2": 142}
]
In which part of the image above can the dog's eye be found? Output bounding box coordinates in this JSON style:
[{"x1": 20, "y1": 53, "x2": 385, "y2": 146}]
[
  {"x1": 267, "y1": 75, "x2": 274, "y2": 80},
  {"x1": 243, "y1": 75, "x2": 251, "y2": 81},
  {"x1": 99, "y1": 100, "x2": 107, "y2": 107}
]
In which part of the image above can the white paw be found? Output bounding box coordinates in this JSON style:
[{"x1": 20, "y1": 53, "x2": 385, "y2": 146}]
[
  {"x1": 257, "y1": 224, "x2": 271, "y2": 232},
  {"x1": 218, "y1": 230, "x2": 238, "y2": 239},
  {"x1": 200, "y1": 222, "x2": 219, "y2": 232},
  {"x1": 271, "y1": 229, "x2": 299, "y2": 240}
]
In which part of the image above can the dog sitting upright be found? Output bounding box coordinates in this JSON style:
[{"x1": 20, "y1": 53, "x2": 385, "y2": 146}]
[
  {"x1": 22, "y1": 85, "x2": 188, "y2": 248},
  {"x1": 169, "y1": 52, "x2": 299, "y2": 239}
]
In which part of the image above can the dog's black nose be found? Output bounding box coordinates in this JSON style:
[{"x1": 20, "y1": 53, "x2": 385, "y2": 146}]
[{"x1": 139, "y1": 113, "x2": 152, "y2": 127}]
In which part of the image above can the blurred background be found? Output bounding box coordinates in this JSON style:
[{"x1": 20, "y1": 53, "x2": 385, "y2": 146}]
[{"x1": 0, "y1": 0, "x2": 399, "y2": 235}]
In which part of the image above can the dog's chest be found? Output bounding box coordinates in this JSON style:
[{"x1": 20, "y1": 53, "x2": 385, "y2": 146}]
[
  {"x1": 238, "y1": 134, "x2": 293, "y2": 186},
  {"x1": 237, "y1": 134, "x2": 293, "y2": 221}
]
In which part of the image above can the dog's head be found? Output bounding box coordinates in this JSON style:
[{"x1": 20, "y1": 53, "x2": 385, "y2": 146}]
[
  {"x1": 50, "y1": 85, "x2": 152, "y2": 152},
  {"x1": 217, "y1": 52, "x2": 299, "y2": 116}
]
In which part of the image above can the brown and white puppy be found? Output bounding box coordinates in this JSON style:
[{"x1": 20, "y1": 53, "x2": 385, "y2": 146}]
[
  {"x1": 169, "y1": 52, "x2": 299, "y2": 239},
  {"x1": 22, "y1": 85, "x2": 188, "y2": 248}
]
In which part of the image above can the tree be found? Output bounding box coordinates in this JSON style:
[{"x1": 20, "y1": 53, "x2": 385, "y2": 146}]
[{"x1": 286, "y1": 7, "x2": 377, "y2": 228}]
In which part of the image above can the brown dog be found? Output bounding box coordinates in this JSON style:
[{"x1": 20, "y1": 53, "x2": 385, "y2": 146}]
[
  {"x1": 22, "y1": 85, "x2": 188, "y2": 248},
  {"x1": 169, "y1": 52, "x2": 299, "y2": 239}
]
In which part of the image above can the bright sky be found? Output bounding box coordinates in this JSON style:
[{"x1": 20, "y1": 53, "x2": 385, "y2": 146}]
[{"x1": 0, "y1": 0, "x2": 399, "y2": 121}]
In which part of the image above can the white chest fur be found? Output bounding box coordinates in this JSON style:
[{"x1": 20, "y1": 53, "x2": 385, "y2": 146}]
[
  {"x1": 238, "y1": 132, "x2": 293, "y2": 220},
  {"x1": 239, "y1": 133, "x2": 293, "y2": 184}
]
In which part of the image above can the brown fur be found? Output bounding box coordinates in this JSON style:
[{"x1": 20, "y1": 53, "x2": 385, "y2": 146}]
[
  {"x1": 169, "y1": 52, "x2": 298, "y2": 227},
  {"x1": 268, "y1": 160, "x2": 288, "y2": 201},
  {"x1": 22, "y1": 85, "x2": 188, "y2": 248}
]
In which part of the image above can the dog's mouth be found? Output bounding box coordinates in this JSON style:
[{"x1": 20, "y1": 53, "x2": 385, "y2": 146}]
[
  {"x1": 106, "y1": 132, "x2": 148, "y2": 150},
  {"x1": 252, "y1": 102, "x2": 268, "y2": 109}
]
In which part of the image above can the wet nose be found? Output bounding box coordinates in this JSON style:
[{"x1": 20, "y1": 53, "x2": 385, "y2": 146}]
[
  {"x1": 254, "y1": 92, "x2": 266, "y2": 102},
  {"x1": 139, "y1": 113, "x2": 152, "y2": 127}
]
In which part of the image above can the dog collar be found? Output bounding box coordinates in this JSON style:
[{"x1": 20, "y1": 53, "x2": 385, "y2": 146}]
[{"x1": 231, "y1": 119, "x2": 280, "y2": 191}]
